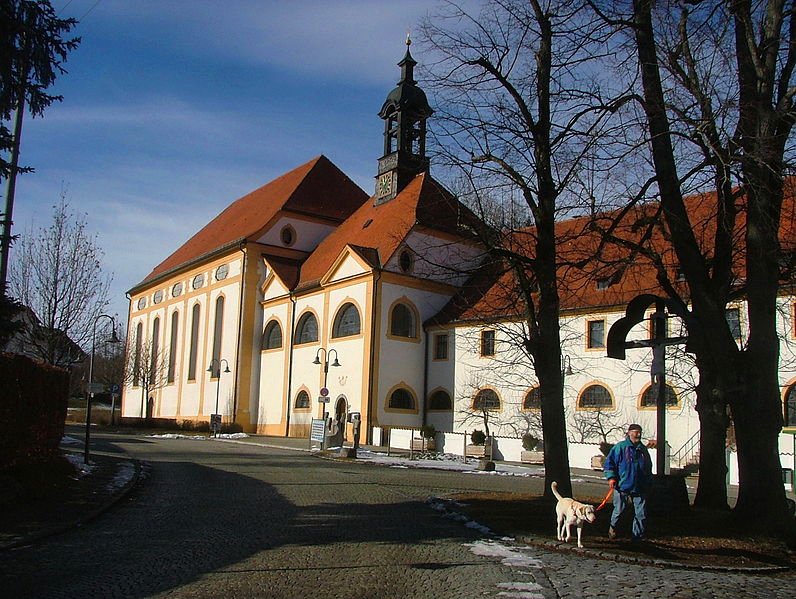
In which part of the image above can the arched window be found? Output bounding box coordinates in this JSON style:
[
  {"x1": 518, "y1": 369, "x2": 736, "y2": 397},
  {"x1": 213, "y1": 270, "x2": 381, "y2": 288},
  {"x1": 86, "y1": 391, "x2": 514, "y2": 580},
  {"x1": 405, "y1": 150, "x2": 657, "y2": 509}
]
[
  {"x1": 523, "y1": 387, "x2": 541, "y2": 410},
  {"x1": 428, "y1": 389, "x2": 452, "y2": 410},
  {"x1": 187, "y1": 304, "x2": 201, "y2": 381},
  {"x1": 640, "y1": 384, "x2": 679, "y2": 408},
  {"x1": 294, "y1": 312, "x2": 318, "y2": 344},
  {"x1": 389, "y1": 388, "x2": 415, "y2": 410},
  {"x1": 150, "y1": 317, "x2": 160, "y2": 380},
  {"x1": 167, "y1": 311, "x2": 179, "y2": 383},
  {"x1": 262, "y1": 320, "x2": 282, "y2": 350},
  {"x1": 294, "y1": 390, "x2": 310, "y2": 409},
  {"x1": 578, "y1": 384, "x2": 614, "y2": 409},
  {"x1": 210, "y1": 296, "x2": 224, "y2": 377},
  {"x1": 390, "y1": 302, "x2": 416, "y2": 338},
  {"x1": 473, "y1": 388, "x2": 501, "y2": 411},
  {"x1": 133, "y1": 322, "x2": 143, "y2": 386},
  {"x1": 785, "y1": 384, "x2": 796, "y2": 427},
  {"x1": 332, "y1": 303, "x2": 361, "y2": 338}
]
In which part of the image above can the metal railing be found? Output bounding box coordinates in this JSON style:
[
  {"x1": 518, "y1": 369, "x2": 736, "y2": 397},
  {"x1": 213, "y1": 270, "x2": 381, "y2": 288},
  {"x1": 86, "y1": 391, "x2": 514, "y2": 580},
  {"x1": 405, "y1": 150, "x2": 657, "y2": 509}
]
[{"x1": 671, "y1": 430, "x2": 700, "y2": 469}]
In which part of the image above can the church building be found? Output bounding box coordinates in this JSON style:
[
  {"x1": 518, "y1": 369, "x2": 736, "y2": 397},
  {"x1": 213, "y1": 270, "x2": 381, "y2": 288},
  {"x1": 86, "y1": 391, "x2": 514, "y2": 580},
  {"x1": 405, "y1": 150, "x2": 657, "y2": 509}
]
[{"x1": 123, "y1": 44, "x2": 796, "y2": 468}]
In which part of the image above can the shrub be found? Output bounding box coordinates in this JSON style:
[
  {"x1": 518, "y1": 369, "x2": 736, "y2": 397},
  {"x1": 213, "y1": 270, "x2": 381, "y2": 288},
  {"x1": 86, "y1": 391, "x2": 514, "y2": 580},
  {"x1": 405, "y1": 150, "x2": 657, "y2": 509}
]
[
  {"x1": 599, "y1": 441, "x2": 614, "y2": 456},
  {"x1": 419, "y1": 424, "x2": 436, "y2": 439},
  {"x1": 221, "y1": 422, "x2": 243, "y2": 434},
  {"x1": 522, "y1": 433, "x2": 539, "y2": 451},
  {"x1": 470, "y1": 429, "x2": 486, "y2": 446}
]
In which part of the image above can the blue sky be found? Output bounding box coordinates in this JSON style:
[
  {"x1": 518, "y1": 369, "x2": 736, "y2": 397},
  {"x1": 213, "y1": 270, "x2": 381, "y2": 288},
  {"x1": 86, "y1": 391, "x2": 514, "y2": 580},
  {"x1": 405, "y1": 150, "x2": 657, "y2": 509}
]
[{"x1": 12, "y1": 0, "x2": 441, "y2": 323}]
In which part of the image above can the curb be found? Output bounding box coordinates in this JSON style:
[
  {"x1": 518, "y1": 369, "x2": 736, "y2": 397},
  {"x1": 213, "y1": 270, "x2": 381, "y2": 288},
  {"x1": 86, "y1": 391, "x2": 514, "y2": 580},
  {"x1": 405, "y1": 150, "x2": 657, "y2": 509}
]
[
  {"x1": 426, "y1": 496, "x2": 793, "y2": 574},
  {"x1": 0, "y1": 455, "x2": 145, "y2": 552}
]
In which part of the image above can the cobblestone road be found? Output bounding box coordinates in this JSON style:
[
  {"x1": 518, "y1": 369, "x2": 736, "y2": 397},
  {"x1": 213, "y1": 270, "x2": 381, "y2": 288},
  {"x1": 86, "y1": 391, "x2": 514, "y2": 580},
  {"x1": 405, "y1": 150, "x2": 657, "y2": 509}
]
[{"x1": 1, "y1": 432, "x2": 793, "y2": 598}]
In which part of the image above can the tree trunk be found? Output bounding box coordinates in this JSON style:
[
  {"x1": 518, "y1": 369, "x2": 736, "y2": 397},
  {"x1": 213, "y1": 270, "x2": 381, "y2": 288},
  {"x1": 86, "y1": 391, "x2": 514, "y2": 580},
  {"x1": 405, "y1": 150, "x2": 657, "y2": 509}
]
[{"x1": 693, "y1": 362, "x2": 730, "y2": 510}]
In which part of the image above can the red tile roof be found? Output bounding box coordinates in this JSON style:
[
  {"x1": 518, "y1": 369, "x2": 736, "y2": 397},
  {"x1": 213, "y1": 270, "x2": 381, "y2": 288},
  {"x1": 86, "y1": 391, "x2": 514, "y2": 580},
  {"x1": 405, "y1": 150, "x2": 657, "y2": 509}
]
[
  {"x1": 296, "y1": 172, "x2": 479, "y2": 290},
  {"x1": 431, "y1": 181, "x2": 796, "y2": 325},
  {"x1": 136, "y1": 155, "x2": 367, "y2": 288}
]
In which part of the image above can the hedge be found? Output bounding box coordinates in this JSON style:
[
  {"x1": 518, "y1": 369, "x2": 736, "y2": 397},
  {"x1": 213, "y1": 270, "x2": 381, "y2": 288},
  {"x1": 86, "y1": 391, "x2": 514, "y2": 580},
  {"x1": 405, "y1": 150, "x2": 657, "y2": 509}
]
[{"x1": 0, "y1": 353, "x2": 69, "y2": 469}]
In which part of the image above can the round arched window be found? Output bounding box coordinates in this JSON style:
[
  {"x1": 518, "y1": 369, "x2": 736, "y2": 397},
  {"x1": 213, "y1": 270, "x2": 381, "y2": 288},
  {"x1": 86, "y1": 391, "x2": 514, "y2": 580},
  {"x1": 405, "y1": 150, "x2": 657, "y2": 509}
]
[
  {"x1": 523, "y1": 387, "x2": 541, "y2": 410},
  {"x1": 640, "y1": 384, "x2": 678, "y2": 408},
  {"x1": 294, "y1": 390, "x2": 310, "y2": 409},
  {"x1": 389, "y1": 388, "x2": 415, "y2": 410},
  {"x1": 262, "y1": 321, "x2": 283, "y2": 350},
  {"x1": 785, "y1": 384, "x2": 796, "y2": 427},
  {"x1": 473, "y1": 388, "x2": 501, "y2": 411},
  {"x1": 578, "y1": 384, "x2": 613, "y2": 409},
  {"x1": 390, "y1": 303, "x2": 416, "y2": 338},
  {"x1": 294, "y1": 313, "x2": 318, "y2": 344},
  {"x1": 428, "y1": 390, "x2": 452, "y2": 411},
  {"x1": 332, "y1": 303, "x2": 361, "y2": 338}
]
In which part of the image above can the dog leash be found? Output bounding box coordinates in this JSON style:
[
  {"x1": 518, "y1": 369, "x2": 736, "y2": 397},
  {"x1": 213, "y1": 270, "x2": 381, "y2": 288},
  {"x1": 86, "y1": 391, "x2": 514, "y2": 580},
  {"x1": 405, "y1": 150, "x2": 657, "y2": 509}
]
[{"x1": 595, "y1": 487, "x2": 614, "y2": 511}]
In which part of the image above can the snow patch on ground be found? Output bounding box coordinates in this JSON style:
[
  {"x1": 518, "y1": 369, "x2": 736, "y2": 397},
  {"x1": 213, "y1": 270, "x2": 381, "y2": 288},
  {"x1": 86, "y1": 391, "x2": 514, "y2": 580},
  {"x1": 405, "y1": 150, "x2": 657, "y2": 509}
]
[
  {"x1": 147, "y1": 432, "x2": 250, "y2": 440},
  {"x1": 106, "y1": 461, "x2": 136, "y2": 491},
  {"x1": 64, "y1": 453, "x2": 96, "y2": 478},
  {"x1": 467, "y1": 539, "x2": 545, "y2": 569}
]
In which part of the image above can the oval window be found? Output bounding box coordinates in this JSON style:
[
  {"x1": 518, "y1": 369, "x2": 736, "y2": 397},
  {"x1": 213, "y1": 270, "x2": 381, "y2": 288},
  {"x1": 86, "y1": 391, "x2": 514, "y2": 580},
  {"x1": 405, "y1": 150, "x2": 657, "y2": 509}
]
[
  {"x1": 172, "y1": 282, "x2": 183, "y2": 297},
  {"x1": 280, "y1": 225, "x2": 295, "y2": 246},
  {"x1": 192, "y1": 273, "x2": 205, "y2": 290},
  {"x1": 215, "y1": 264, "x2": 229, "y2": 281},
  {"x1": 137, "y1": 297, "x2": 147, "y2": 310},
  {"x1": 153, "y1": 290, "x2": 164, "y2": 304}
]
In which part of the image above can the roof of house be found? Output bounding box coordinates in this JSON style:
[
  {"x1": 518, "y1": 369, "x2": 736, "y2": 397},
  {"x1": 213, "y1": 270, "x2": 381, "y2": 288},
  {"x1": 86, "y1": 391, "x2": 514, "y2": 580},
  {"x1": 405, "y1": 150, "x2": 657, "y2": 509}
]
[
  {"x1": 295, "y1": 172, "x2": 480, "y2": 290},
  {"x1": 430, "y1": 180, "x2": 796, "y2": 326},
  {"x1": 135, "y1": 155, "x2": 368, "y2": 289}
]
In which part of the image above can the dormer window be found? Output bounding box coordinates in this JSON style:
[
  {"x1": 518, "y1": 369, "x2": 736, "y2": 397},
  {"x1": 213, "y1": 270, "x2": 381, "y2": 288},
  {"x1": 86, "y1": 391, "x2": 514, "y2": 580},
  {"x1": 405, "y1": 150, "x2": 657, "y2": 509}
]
[
  {"x1": 399, "y1": 250, "x2": 413, "y2": 273},
  {"x1": 596, "y1": 277, "x2": 611, "y2": 290},
  {"x1": 280, "y1": 225, "x2": 295, "y2": 247}
]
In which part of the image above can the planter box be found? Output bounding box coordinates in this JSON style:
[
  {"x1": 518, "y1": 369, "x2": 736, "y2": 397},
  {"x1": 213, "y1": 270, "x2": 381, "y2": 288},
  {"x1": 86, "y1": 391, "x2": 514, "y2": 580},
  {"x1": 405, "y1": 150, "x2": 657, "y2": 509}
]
[
  {"x1": 465, "y1": 444, "x2": 487, "y2": 458},
  {"x1": 411, "y1": 438, "x2": 436, "y2": 452},
  {"x1": 520, "y1": 450, "x2": 544, "y2": 464},
  {"x1": 591, "y1": 455, "x2": 606, "y2": 470}
]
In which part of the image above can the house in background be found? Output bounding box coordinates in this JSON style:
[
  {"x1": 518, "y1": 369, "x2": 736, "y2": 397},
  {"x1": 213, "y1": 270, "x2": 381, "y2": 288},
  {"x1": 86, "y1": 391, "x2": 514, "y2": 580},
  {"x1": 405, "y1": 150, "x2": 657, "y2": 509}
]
[{"x1": 122, "y1": 45, "x2": 796, "y2": 469}]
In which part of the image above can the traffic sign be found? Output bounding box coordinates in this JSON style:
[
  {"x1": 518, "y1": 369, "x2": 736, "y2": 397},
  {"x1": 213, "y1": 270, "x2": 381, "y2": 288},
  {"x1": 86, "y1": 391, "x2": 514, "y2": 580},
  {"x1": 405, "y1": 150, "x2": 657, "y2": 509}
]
[
  {"x1": 320, "y1": 387, "x2": 329, "y2": 397},
  {"x1": 318, "y1": 396, "x2": 329, "y2": 403}
]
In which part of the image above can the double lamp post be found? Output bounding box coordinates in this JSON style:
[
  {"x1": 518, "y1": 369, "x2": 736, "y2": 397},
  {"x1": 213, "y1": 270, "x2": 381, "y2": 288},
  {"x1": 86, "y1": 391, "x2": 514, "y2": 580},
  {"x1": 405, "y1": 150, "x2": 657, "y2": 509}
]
[{"x1": 84, "y1": 313, "x2": 120, "y2": 464}]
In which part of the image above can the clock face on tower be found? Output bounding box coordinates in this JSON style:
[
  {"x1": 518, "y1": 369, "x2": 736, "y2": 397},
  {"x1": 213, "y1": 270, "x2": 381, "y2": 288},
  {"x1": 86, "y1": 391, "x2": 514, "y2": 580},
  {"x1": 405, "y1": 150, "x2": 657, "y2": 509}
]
[{"x1": 376, "y1": 171, "x2": 394, "y2": 198}]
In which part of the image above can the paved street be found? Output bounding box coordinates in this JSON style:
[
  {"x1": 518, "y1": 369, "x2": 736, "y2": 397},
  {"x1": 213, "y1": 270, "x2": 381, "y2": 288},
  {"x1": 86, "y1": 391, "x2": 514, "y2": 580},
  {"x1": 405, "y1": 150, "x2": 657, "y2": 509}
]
[{"x1": 1, "y1": 431, "x2": 793, "y2": 598}]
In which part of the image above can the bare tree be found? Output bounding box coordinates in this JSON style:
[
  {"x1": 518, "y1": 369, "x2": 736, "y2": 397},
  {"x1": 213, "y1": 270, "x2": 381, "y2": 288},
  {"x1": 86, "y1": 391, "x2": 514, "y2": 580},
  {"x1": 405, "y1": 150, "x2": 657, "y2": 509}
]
[
  {"x1": 123, "y1": 332, "x2": 168, "y2": 419},
  {"x1": 9, "y1": 197, "x2": 112, "y2": 367},
  {"x1": 421, "y1": 0, "x2": 626, "y2": 497},
  {"x1": 589, "y1": 0, "x2": 796, "y2": 524}
]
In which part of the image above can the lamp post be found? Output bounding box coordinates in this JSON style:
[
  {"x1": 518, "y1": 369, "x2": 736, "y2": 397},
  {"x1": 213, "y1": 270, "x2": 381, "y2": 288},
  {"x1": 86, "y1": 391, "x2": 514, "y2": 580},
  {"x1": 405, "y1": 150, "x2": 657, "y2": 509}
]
[
  {"x1": 313, "y1": 348, "x2": 340, "y2": 448},
  {"x1": 561, "y1": 354, "x2": 573, "y2": 384},
  {"x1": 85, "y1": 314, "x2": 120, "y2": 464},
  {"x1": 207, "y1": 358, "x2": 230, "y2": 437}
]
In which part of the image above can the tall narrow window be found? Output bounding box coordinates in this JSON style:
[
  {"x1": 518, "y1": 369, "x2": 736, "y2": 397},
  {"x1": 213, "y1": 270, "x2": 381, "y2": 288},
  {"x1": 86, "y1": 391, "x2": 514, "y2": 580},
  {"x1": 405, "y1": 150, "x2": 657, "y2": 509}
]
[
  {"x1": 587, "y1": 319, "x2": 605, "y2": 349},
  {"x1": 725, "y1": 307, "x2": 742, "y2": 339},
  {"x1": 211, "y1": 296, "x2": 224, "y2": 377},
  {"x1": 785, "y1": 384, "x2": 796, "y2": 427},
  {"x1": 150, "y1": 317, "x2": 160, "y2": 381},
  {"x1": 167, "y1": 311, "x2": 179, "y2": 383},
  {"x1": 434, "y1": 333, "x2": 448, "y2": 360},
  {"x1": 294, "y1": 312, "x2": 318, "y2": 344},
  {"x1": 133, "y1": 322, "x2": 143, "y2": 386},
  {"x1": 480, "y1": 330, "x2": 495, "y2": 356},
  {"x1": 188, "y1": 304, "x2": 200, "y2": 381}
]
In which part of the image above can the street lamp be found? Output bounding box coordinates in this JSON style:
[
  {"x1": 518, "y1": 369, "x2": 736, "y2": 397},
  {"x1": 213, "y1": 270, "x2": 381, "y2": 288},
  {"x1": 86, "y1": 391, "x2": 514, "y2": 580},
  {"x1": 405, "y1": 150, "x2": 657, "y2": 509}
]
[
  {"x1": 561, "y1": 354, "x2": 573, "y2": 378},
  {"x1": 312, "y1": 348, "x2": 340, "y2": 448},
  {"x1": 207, "y1": 358, "x2": 231, "y2": 437},
  {"x1": 85, "y1": 314, "x2": 120, "y2": 464}
]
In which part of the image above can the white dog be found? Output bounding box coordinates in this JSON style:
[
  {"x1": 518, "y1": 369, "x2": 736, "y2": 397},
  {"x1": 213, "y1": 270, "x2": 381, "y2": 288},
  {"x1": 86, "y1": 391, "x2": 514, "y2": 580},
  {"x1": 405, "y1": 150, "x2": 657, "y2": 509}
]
[{"x1": 551, "y1": 481, "x2": 597, "y2": 548}]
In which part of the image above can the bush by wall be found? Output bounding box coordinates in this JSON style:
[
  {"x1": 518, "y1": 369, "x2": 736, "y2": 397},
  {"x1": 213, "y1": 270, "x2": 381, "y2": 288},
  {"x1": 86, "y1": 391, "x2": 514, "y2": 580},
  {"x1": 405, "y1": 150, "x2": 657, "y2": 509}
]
[{"x1": 0, "y1": 353, "x2": 69, "y2": 469}]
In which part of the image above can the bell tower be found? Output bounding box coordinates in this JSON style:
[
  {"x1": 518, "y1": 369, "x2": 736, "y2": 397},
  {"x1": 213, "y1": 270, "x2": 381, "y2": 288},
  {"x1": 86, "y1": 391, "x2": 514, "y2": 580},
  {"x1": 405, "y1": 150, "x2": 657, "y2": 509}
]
[{"x1": 375, "y1": 37, "x2": 433, "y2": 204}]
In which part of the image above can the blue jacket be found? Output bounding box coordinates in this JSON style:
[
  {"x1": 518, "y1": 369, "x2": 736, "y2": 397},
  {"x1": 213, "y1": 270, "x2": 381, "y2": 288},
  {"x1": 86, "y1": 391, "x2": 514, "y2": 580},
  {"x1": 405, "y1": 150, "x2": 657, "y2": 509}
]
[{"x1": 603, "y1": 437, "x2": 653, "y2": 495}]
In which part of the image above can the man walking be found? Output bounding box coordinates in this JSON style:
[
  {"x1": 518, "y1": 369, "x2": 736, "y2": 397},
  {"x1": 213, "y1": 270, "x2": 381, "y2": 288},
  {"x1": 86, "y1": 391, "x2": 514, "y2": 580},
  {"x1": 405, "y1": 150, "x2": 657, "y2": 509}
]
[{"x1": 604, "y1": 423, "x2": 653, "y2": 541}]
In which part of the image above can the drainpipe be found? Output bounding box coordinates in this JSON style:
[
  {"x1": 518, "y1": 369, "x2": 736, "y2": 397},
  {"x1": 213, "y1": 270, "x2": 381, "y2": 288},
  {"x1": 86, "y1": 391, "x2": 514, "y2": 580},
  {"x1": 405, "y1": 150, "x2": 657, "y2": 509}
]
[
  {"x1": 365, "y1": 268, "x2": 381, "y2": 444},
  {"x1": 422, "y1": 328, "x2": 429, "y2": 427},
  {"x1": 284, "y1": 292, "x2": 297, "y2": 437},
  {"x1": 232, "y1": 241, "x2": 247, "y2": 423}
]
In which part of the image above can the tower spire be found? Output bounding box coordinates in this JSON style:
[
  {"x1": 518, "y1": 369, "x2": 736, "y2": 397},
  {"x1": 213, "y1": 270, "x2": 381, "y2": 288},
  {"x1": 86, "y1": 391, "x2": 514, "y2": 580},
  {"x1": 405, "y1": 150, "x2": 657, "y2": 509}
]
[{"x1": 374, "y1": 40, "x2": 433, "y2": 204}]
